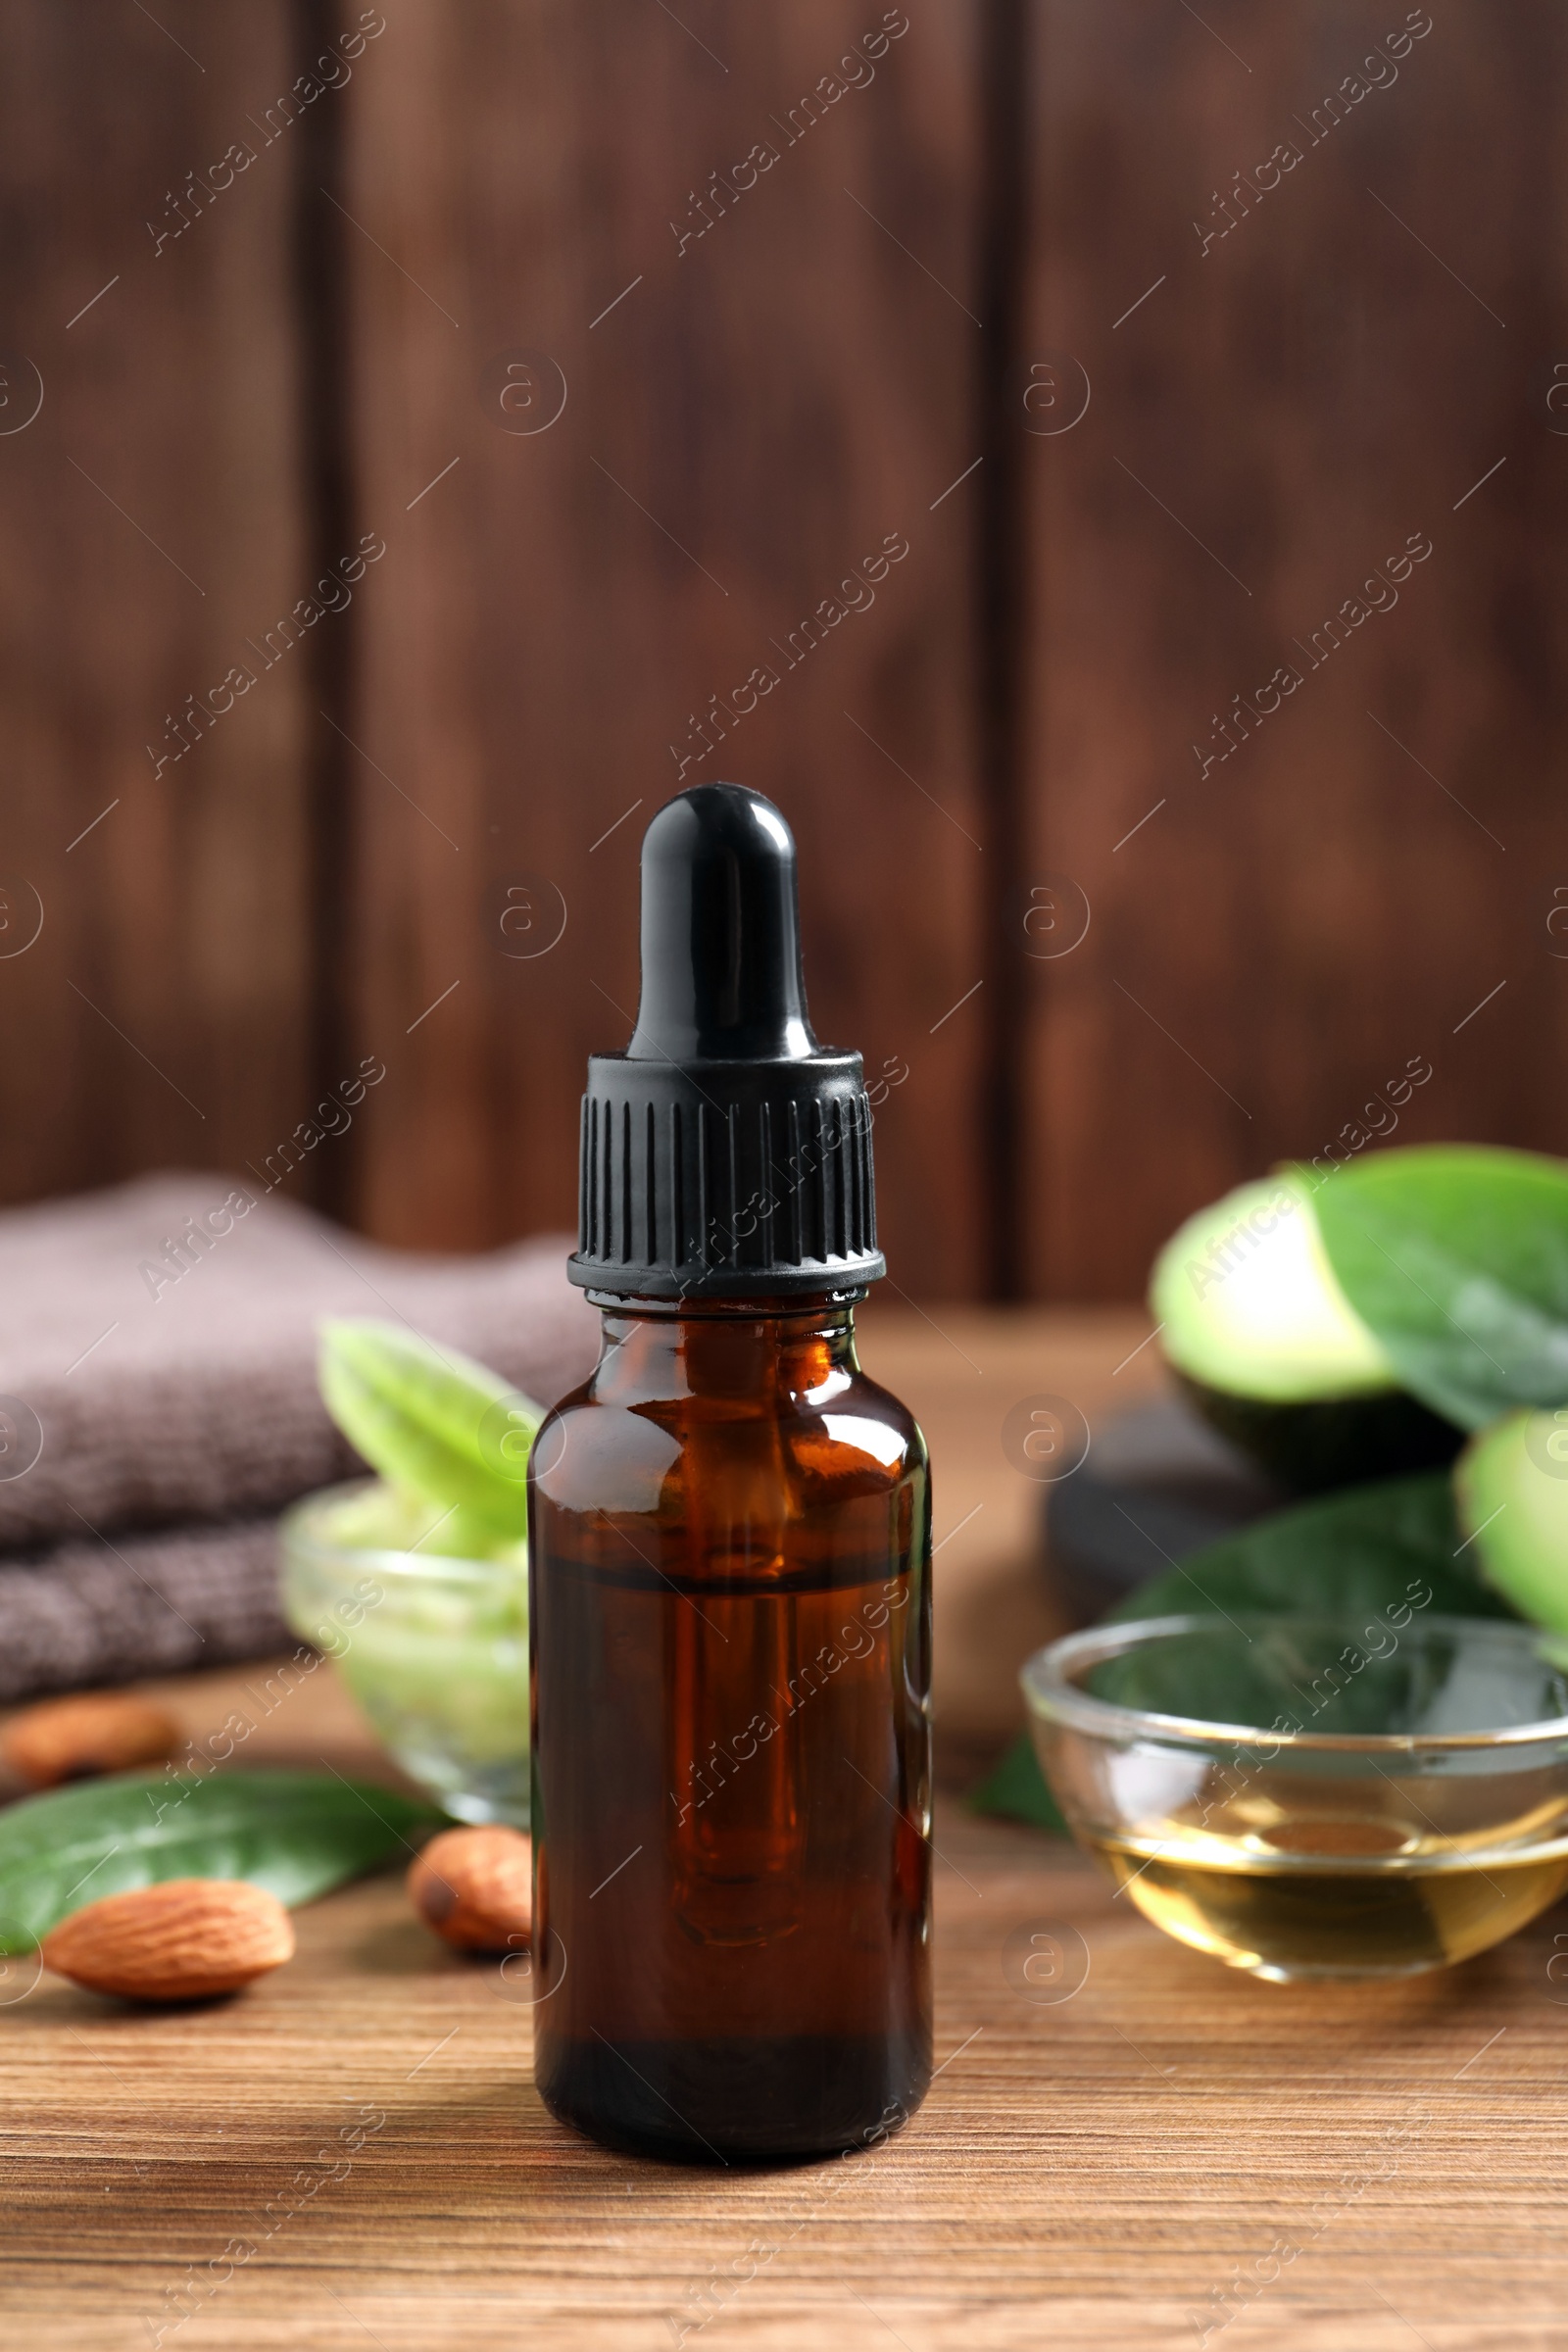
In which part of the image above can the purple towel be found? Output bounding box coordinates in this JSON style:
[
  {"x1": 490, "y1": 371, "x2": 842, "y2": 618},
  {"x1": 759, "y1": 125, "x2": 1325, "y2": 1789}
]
[{"x1": 0, "y1": 1175, "x2": 599, "y2": 1699}]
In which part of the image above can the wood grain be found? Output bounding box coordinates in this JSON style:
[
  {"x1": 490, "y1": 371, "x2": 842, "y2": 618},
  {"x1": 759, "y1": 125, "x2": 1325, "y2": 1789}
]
[
  {"x1": 337, "y1": 0, "x2": 987, "y2": 1292},
  {"x1": 6, "y1": 1309, "x2": 1565, "y2": 2350},
  {"x1": 8, "y1": 0, "x2": 1568, "y2": 1304},
  {"x1": 860, "y1": 1299, "x2": 1161, "y2": 1762},
  {"x1": 1019, "y1": 0, "x2": 1568, "y2": 1297},
  {"x1": 15, "y1": 1805, "x2": 1568, "y2": 2352},
  {"x1": 0, "y1": 1, "x2": 316, "y2": 1200}
]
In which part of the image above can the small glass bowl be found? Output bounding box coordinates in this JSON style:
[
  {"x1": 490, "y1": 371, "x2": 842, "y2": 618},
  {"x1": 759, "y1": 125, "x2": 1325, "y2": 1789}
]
[
  {"x1": 280, "y1": 1479, "x2": 529, "y2": 1828},
  {"x1": 1022, "y1": 1613, "x2": 1568, "y2": 1981}
]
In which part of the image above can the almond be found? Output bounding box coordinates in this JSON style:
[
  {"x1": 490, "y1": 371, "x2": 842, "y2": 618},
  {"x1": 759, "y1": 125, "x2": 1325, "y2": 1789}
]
[
  {"x1": 407, "y1": 1825, "x2": 532, "y2": 1953},
  {"x1": 41, "y1": 1879, "x2": 295, "y2": 2001},
  {"x1": 2, "y1": 1692, "x2": 181, "y2": 1788}
]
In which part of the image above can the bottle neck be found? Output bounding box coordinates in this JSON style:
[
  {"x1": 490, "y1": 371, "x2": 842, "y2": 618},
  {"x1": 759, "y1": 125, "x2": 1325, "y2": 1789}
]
[{"x1": 588, "y1": 1292, "x2": 861, "y2": 1407}]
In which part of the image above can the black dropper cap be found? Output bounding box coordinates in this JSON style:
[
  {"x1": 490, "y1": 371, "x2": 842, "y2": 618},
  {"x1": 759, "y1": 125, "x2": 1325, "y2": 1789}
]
[{"x1": 568, "y1": 784, "x2": 885, "y2": 1299}]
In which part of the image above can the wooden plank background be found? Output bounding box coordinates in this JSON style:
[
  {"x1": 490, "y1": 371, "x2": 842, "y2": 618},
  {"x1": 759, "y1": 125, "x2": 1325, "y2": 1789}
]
[
  {"x1": 338, "y1": 0, "x2": 985, "y2": 1294},
  {"x1": 0, "y1": 0, "x2": 314, "y2": 1200},
  {"x1": 1020, "y1": 0, "x2": 1568, "y2": 1295},
  {"x1": 1, "y1": 0, "x2": 1565, "y2": 1298}
]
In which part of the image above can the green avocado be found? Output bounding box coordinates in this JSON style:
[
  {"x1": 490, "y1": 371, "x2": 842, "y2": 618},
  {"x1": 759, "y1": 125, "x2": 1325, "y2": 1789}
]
[
  {"x1": 1456, "y1": 1408, "x2": 1568, "y2": 1632},
  {"x1": 1152, "y1": 1172, "x2": 1462, "y2": 1493}
]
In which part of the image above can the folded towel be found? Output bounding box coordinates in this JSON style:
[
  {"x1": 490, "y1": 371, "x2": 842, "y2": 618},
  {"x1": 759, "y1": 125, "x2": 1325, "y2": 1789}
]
[
  {"x1": 0, "y1": 1174, "x2": 597, "y2": 1548},
  {"x1": 0, "y1": 1175, "x2": 599, "y2": 1701},
  {"x1": 0, "y1": 1519, "x2": 286, "y2": 1703}
]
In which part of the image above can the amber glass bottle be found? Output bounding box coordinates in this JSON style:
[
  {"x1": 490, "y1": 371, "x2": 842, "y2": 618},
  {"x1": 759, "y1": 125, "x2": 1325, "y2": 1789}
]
[{"x1": 528, "y1": 785, "x2": 932, "y2": 2163}]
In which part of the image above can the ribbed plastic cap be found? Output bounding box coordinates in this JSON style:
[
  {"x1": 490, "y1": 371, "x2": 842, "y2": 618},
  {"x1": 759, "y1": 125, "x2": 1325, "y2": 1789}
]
[{"x1": 568, "y1": 784, "x2": 885, "y2": 1299}]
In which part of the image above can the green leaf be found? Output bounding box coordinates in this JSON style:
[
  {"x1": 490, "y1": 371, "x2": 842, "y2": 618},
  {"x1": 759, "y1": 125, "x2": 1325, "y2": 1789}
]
[
  {"x1": 1312, "y1": 1146, "x2": 1568, "y2": 1430},
  {"x1": 1107, "y1": 1469, "x2": 1512, "y2": 1629},
  {"x1": 0, "y1": 1769, "x2": 435, "y2": 1953},
  {"x1": 969, "y1": 1732, "x2": 1068, "y2": 1835},
  {"x1": 319, "y1": 1319, "x2": 541, "y2": 1544},
  {"x1": 981, "y1": 1475, "x2": 1511, "y2": 1836},
  {"x1": 1003, "y1": 1475, "x2": 1520, "y2": 1834},
  {"x1": 1097, "y1": 1474, "x2": 1517, "y2": 1733}
]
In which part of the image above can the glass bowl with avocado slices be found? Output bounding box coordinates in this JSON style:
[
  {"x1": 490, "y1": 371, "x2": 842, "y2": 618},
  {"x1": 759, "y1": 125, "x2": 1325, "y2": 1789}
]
[
  {"x1": 1023, "y1": 1612, "x2": 1568, "y2": 1981},
  {"x1": 278, "y1": 1319, "x2": 543, "y2": 1828},
  {"x1": 281, "y1": 1477, "x2": 530, "y2": 1826},
  {"x1": 1150, "y1": 1170, "x2": 1462, "y2": 1493}
]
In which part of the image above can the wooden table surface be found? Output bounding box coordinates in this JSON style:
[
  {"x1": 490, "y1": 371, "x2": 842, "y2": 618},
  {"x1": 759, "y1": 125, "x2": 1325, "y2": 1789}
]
[{"x1": 6, "y1": 1308, "x2": 1568, "y2": 2351}]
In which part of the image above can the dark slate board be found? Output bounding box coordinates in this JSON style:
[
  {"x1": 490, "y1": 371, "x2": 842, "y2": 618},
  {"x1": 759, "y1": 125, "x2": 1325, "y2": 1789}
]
[{"x1": 1044, "y1": 1396, "x2": 1284, "y2": 1627}]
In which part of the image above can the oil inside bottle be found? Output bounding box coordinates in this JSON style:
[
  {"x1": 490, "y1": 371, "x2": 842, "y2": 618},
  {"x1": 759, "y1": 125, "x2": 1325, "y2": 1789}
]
[{"x1": 529, "y1": 1300, "x2": 932, "y2": 2162}]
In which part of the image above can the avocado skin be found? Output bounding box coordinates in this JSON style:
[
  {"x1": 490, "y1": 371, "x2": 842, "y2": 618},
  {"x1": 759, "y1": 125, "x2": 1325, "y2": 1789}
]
[{"x1": 1175, "y1": 1372, "x2": 1463, "y2": 1494}]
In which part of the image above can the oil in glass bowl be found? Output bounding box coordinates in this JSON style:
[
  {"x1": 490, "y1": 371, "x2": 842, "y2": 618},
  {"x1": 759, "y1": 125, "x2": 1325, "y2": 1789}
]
[
  {"x1": 1088, "y1": 1785, "x2": 1568, "y2": 1979},
  {"x1": 1023, "y1": 1614, "x2": 1568, "y2": 1981}
]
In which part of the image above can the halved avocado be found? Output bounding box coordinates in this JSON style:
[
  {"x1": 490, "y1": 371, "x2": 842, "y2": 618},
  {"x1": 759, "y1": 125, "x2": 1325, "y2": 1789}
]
[
  {"x1": 1457, "y1": 1409, "x2": 1568, "y2": 1632},
  {"x1": 1151, "y1": 1171, "x2": 1462, "y2": 1494}
]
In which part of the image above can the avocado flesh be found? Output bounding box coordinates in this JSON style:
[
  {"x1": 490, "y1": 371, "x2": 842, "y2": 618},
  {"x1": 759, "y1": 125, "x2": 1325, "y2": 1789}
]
[
  {"x1": 1458, "y1": 1410, "x2": 1568, "y2": 1633},
  {"x1": 1152, "y1": 1174, "x2": 1462, "y2": 1494}
]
